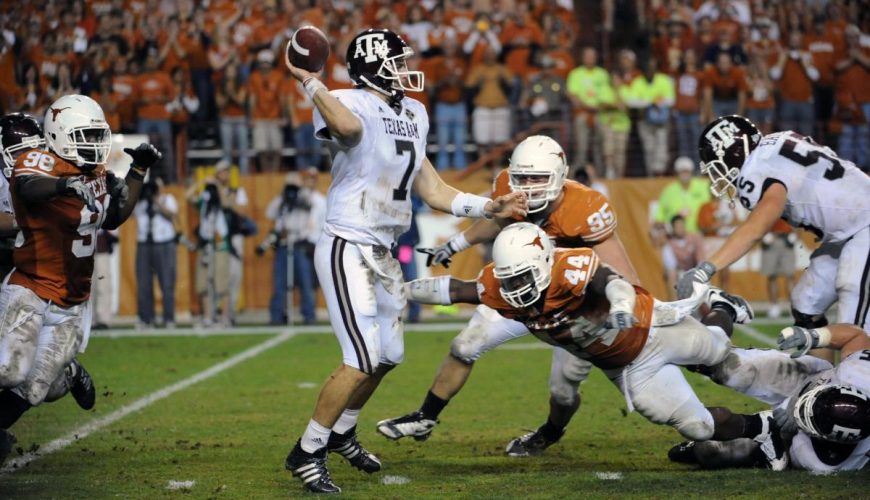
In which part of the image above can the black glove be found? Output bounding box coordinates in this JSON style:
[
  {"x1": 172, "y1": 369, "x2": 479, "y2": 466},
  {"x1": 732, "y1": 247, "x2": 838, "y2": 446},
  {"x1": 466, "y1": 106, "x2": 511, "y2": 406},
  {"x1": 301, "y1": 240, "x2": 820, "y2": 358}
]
[
  {"x1": 123, "y1": 143, "x2": 162, "y2": 169},
  {"x1": 59, "y1": 176, "x2": 97, "y2": 212},
  {"x1": 106, "y1": 171, "x2": 129, "y2": 206}
]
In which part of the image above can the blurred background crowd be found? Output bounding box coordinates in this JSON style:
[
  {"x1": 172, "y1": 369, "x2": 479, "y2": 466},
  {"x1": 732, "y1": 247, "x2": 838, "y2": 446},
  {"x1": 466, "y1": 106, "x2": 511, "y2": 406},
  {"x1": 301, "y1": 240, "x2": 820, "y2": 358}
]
[{"x1": 0, "y1": 0, "x2": 867, "y2": 327}]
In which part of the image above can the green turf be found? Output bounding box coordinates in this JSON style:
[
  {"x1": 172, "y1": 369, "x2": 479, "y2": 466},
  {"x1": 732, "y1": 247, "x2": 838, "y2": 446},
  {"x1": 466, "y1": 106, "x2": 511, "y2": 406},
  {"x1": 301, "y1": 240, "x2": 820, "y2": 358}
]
[{"x1": 1, "y1": 325, "x2": 868, "y2": 499}]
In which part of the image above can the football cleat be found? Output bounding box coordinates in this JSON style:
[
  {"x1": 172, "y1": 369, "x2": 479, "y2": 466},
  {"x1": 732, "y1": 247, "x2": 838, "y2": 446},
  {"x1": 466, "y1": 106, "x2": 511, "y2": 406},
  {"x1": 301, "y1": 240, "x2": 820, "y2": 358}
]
[
  {"x1": 505, "y1": 426, "x2": 565, "y2": 457},
  {"x1": 753, "y1": 411, "x2": 788, "y2": 471},
  {"x1": 667, "y1": 440, "x2": 698, "y2": 464},
  {"x1": 327, "y1": 426, "x2": 382, "y2": 473},
  {"x1": 285, "y1": 440, "x2": 341, "y2": 494},
  {"x1": 66, "y1": 359, "x2": 96, "y2": 411},
  {"x1": 707, "y1": 288, "x2": 754, "y2": 324},
  {"x1": 376, "y1": 410, "x2": 437, "y2": 441},
  {"x1": 0, "y1": 429, "x2": 16, "y2": 466}
]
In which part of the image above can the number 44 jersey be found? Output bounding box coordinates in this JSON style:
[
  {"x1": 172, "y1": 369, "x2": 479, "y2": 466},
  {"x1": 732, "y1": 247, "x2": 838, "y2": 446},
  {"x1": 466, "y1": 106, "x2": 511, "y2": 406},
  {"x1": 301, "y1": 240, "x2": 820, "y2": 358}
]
[
  {"x1": 313, "y1": 89, "x2": 429, "y2": 248},
  {"x1": 736, "y1": 131, "x2": 870, "y2": 242},
  {"x1": 10, "y1": 149, "x2": 109, "y2": 307}
]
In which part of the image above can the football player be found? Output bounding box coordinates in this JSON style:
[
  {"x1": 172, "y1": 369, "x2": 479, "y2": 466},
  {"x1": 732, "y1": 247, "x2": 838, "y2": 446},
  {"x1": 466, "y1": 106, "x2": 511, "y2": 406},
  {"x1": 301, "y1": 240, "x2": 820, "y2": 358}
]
[
  {"x1": 669, "y1": 323, "x2": 869, "y2": 471},
  {"x1": 377, "y1": 135, "x2": 638, "y2": 457},
  {"x1": 406, "y1": 223, "x2": 790, "y2": 469},
  {"x1": 678, "y1": 116, "x2": 870, "y2": 340},
  {"x1": 282, "y1": 29, "x2": 527, "y2": 494},
  {"x1": 0, "y1": 96, "x2": 160, "y2": 461}
]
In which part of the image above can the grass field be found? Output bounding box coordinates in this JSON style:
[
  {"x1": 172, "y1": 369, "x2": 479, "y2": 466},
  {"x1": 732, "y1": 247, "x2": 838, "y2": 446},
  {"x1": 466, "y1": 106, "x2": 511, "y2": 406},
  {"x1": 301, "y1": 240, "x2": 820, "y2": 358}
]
[{"x1": 0, "y1": 321, "x2": 867, "y2": 499}]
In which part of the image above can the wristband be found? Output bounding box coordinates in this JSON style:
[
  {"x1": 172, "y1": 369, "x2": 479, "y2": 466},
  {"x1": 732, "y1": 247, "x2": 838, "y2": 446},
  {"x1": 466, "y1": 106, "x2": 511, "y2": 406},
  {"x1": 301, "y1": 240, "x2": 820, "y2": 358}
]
[
  {"x1": 451, "y1": 193, "x2": 491, "y2": 219},
  {"x1": 303, "y1": 77, "x2": 327, "y2": 100},
  {"x1": 814, "y1": 326, "x2": 832, "y2": 348},
  {"x1": 405, "y1": 276, "x2": 453, "y2": 305},
  {"x1": 127, "y1": 168, "x2": 146, "y2": 182},
  {"x1": 446, "y1": 233, "x2": 471, "y2": 253}
]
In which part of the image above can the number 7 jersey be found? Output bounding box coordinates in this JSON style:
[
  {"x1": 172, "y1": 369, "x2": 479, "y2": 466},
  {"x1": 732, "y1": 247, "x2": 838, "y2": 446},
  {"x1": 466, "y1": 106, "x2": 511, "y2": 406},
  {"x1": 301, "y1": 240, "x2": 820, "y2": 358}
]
[
  {"x1": 736, "y1": 132, "x2": 870, "y2": 242},
  {"x1": 10, "y1": 150, "x2": 109, "y2": 307},
  {"x1": 313, "y1": 89, "x2": 429, "y2": 248}
]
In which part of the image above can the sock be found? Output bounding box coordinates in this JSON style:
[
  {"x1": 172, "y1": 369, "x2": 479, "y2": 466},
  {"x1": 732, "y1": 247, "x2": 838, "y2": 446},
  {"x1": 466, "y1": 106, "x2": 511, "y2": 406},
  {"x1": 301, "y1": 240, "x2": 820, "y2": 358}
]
[
  {"x1": 420, "y1": 390, "x2": 448, "y2": 420},
  {"x1": 539, "y1": 418, "x2": 565, "y2": 442},
  {"x1": 0, "y1": 390, "x2": 31, "y2": 429},
  {"x1": 300, "y1": 419, "x2": 331, "y2": 453},
  {"x1": 332, "y1": 409, "x2": 360, "y2": 435},
  {"x1": 741, "y1": 414, "x2": 763, "y2": 439},
  {"x1": 710, "y1": 303, "x2": 737, "y2": 323}
]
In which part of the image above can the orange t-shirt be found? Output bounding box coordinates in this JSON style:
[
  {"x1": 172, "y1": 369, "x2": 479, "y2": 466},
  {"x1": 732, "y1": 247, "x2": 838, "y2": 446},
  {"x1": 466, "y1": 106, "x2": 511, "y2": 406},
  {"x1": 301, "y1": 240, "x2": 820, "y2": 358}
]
[
  {"x1": 10, "y1": 150, "x2": 109, "y2": 306},
  {"x1": 135, "y1": 70, "x2": 173, "y2": 120},
  {"x1": 424, "y1": 55, "x2": 466, "y2": 104},
  {"x1": 445, "y1": 8, "x2": 475, "y2": 42},
  {"x1": 478, "y1": 248, "x2": 653, "y2": 370},
  {"x1": 675, "y1": 70, "x2": 704, "y2": 113},
  {"x1": 247, "y1": 69, "x2": 285, "y2": 120},
  {"x1": 94, "y1": 91, "x2": 122, "y2": 131},
  {"x1": 547, "y1": 48, "x2": 576, "y2": 81},
  {"x1": 835, "y1": 48, "x2": 870, "y2": 105},
  {"x1": 746, "y1": 76, "x2": 774, "y2": 110},
  {"x1": 704, "y1": 65, "x2": 748, "y2": 101},
  {"x1": 804, "y1": 34, "x2": 841, "y2": 87},
  {"x1": 288, "y1": 79, "x2": 314, "y2": 125},
  {"x1": 779, "y1": 57, "x2": 815, "y2": 103},
  {"x1": 500, "y1": 21, "x2": 545, "y2": 81}
]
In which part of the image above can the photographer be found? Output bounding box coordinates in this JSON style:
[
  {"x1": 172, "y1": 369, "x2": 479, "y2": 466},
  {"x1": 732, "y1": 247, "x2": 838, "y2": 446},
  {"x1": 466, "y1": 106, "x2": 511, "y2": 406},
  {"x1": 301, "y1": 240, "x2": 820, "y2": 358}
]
[
  {"x1": 260, "y1": 171, "x2": 324, "y2": 325},
  {"x1": 134, "y1": 177, "x2": 178, "y2": 329}
]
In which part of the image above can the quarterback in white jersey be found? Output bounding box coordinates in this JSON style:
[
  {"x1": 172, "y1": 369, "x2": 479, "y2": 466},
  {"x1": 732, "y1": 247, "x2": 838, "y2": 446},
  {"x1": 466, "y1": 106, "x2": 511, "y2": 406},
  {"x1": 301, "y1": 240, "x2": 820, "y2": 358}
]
[
  {"x1": 670, "y1": 324, "x2": 870, "y2": 471},
  {"x1": 678, "y1": 115, "x2": 870, "y2": 334},
  {"x1": 282, "y1": 29, "x2": 527, "y2": 494}
]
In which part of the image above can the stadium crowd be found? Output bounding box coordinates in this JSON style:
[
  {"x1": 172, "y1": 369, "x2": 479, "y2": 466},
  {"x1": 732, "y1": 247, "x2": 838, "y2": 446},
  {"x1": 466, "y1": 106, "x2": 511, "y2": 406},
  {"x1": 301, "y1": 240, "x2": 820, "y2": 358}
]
[{"x1": 0, "y1": 0, "x2": 867, "y2": 183}]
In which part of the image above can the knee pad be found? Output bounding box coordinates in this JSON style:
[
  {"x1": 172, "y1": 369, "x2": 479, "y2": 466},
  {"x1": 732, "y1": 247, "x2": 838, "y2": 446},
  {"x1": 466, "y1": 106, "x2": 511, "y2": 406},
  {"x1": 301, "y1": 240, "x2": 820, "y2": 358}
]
[
  {"x1": 449, "y1": 329, "x2": 488, "y2": 364},
  {"x1": 791, "y1": 309, "x2": 828, "y2": 329},
  {"x1": 548, "y1": 378, "x2": 579, "y2": 407},
  {"x1": 674, "y1": 406, "x2": 715, "y2": 441},
  {"x1": 0, "y1": 365, "x2": 27, "y2": 389}
]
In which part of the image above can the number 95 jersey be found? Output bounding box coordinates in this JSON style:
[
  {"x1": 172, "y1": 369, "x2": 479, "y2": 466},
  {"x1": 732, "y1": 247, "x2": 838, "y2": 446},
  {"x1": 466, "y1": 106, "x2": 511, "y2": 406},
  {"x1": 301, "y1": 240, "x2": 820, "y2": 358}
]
[
  {"x1": 314, "y1": 89, "x2": 429, "y2": 248},
  {"x1": 9, "y1": 150, "x2": 109, "y2": 307},
  {"x1": 737, "y1": 132, "x2": 870, "y2": 242}
]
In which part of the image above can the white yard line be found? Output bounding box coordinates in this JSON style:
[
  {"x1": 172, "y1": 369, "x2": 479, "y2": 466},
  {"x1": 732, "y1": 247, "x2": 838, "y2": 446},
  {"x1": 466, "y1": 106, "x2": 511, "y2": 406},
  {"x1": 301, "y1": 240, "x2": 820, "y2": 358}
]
[
  {"x1": 735, "y1": 324, "x2": 776, "y2": 347},
  {"x1": 1, "y1": 330, "x2": 298, "y2": 474},
  {"x1": 92, "y1": 322, "x2": 472, "y2": 338}
]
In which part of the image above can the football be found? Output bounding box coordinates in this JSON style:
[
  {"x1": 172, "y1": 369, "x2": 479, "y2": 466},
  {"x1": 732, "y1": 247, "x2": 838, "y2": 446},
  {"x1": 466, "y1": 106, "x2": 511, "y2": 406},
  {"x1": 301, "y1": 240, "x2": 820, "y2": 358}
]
[{"x1": 285, "y1": 25, "x2": 330, "y2": 72}]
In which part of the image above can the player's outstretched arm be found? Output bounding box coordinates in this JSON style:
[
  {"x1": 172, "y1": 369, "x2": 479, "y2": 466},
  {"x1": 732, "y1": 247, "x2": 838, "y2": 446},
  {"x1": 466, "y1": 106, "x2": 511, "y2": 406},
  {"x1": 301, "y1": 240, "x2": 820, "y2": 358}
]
[
  {"x1": 417, "y1": 219, "x2": 502, "y2": 268},
  {"x1": 676, "y1": 183, "x2": 787, "y2": 298},
  {"x1": 413, "y1": 158, "x2": 527, "y2": 219},
  {"x1": 103, "y1": 144, "x2": 161, "y2": 230},
  {"x1": 593, "y1": 235, "x2": 640, "y2": 285},
  {"x1": 779, "y1": 323, "x2": 870, "y2": 359},
  {"x1": 286, "y1": 61, "x2": 362, "y2": 148},
  {"x1": 405, "y1": 276, "x2": 481, "y2": 305}
]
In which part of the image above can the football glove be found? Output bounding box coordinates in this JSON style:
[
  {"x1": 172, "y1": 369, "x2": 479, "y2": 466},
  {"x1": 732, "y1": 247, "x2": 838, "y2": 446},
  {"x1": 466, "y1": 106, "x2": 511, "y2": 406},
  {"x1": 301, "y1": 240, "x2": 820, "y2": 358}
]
[
  {"x1": 604, "y1": 311, "x2": 638, "y2": 331},
  {"x1": 416, "y1": 234, "x2": 471, "y2": 268},
  {"x1": 106, "y1": 171, "x2": 128, "y2": 206},
  {"x1": 60, "y1": 176, "x2": 97, "y2": 212},
  {"x1": 777, "y1": 326, "x2": 821, "y2": 358},
  {"x1": 676, "y1": 261, "x2": 716, "y2": 299},
  {"x1": 123, "y1": 143, "x2": 162, "y2": 169}
]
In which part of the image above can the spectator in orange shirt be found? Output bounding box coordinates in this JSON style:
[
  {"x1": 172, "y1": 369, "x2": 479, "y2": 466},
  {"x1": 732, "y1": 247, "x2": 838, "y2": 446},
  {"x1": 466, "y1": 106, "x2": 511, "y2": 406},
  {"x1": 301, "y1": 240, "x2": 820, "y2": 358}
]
[
  {"x1": 135, "y1": 51, "x2": 176, "y2": 182},
  {"x1": 462, "y1": 13, "x2": 501, "y2": 68},
  {"x1": 703, "y1": 52, "x2": 747, "y2": 122},
  {"x1": 111, "y1": 57, "x2": 138, "y2": 133},
  {"x1": 287, "y1": 77, "x2": 320, "y2": 170},
  {"x1": 430, "y1": 37, "x2": 468, "y2": 170},
  {"x1": 427, "y1": 6, "x2": 458, "y2": 53},
  {"x1": 806, "y1": 15, "x2": 841, "y2": 143},
  {"x1": 247, "y1": 49, "x2": 284, "y2": 171},
  {"x1": 185, "y1": 8, "x2": 214, "y2": 123},
  {"x1": 167, "y1": 66, "x2": 200, "y2": 177},
  {"x1": 770, "y1": 31, "x2": 819, "y2": 136},
  {"x1": 834, "y1": 25, "x2": 870, "y2": 171},
  {"x1": 661, "y1": 214, "x2": 705, "y2": 300},
  {"x1": 544, "y1": 31, "x2": 575, "y2": 81},
  {"x1": 216, "y1": 60, "x2": 250, "y2": 173},
  {"x1": 702, "y1": 27, "x2": 747, "y2": 67},
  {"x1": 500, "y1": 9, "x2": 544, "y2": 82},
  {"x1": 466, "y1": 45, "x2": 513, "y2": 163},
  {"x1": 93, "y1": 73, "x2": 121, "y2": 132},
  {"x1": 674, "y1": 49, "x2": 704, "y2": 163},
  {"x1": 445, "y1": 0, "x2": 475, "y2": 44},
  {"x1": 401, "y1": 4, "x2": 433, "y2": 53},
  {"x1": 744, "y1": 55, "x2": 775, "y2": 134}
]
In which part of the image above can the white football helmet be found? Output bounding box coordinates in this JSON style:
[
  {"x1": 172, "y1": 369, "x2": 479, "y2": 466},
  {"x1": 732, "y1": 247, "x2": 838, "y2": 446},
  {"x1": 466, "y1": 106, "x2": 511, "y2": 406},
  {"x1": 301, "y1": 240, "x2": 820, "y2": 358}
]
[
  {"x1": 508, "y1": 135, "x2": 568, "y2": 214},
  {"x1": 43, "y1": 94, "x2": 112, "y2": 169},
  {"x1": 492, "y1": 222, "x2": 555, "y2": 308}
]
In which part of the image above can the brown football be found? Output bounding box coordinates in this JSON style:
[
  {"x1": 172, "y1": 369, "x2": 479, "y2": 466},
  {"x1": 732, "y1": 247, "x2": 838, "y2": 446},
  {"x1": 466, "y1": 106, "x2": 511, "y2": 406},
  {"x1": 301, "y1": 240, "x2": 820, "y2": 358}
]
[{"x1": 285, "y1": 26, "x2": 330, "y2": 72}]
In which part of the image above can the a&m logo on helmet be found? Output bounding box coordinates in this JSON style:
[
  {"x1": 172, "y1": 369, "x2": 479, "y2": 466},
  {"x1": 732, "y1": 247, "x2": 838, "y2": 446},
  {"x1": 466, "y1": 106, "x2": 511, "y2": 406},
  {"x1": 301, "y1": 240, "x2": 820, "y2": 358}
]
[
  {"x1": 704, "y1": 120, "x2": 740, "y2": 155},
  {"x1": 353, "y1": 33, "x2": 390, "y2": 63}
]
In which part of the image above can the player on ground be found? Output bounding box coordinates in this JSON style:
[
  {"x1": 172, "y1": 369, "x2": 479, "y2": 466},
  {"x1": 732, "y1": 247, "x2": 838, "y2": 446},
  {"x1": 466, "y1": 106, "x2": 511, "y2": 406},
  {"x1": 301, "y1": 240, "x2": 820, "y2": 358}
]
[
  {"x1": 0, "y1": 96, "x2": 160, "y2": 464},
  {"x1": 377, "y1": 135, "x2": 639, "y2": 456},
  {"x1": 678, "y1": 116, "x2": 870, "y2": 339},
  {"x1": 406, "y1": 223, "x2": 789, "y2": 469},
  {"x1": 669, "y1": 323, "x2": 869, "y2": 471},
  {"x1": 281, "y1": 29, "x2": 527, "y2": 494}
]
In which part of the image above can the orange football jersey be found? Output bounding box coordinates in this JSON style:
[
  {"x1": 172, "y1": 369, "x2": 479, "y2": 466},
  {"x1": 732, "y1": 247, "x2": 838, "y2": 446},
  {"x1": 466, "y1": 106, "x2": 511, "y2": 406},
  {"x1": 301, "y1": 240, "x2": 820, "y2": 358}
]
[
  {"x1": 493, "y1": 169, "x2": 616, "y2": 246},
  {"x1": 477, "y1": 247, "x2": 653, "y2": 369},
  {"x1": 10, "y1": 149, "x2": 109, "y2": 307}
]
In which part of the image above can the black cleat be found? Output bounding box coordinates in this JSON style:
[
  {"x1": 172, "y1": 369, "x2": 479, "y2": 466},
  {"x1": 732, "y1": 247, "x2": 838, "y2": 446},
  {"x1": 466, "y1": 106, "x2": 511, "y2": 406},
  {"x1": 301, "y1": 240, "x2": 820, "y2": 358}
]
[
  {"x1": 328, "y1": 426, "x2": 382, "y2": 473},
  {"x1": 66, "y1": 359, "x2": 96, "y2": 411},
  {"x1": 668, "y1": 440, "x2": 698, "y2": 464},
  {"x1": 0, "y1": 429, "x2": 16, "y2": 467},
  {"x1": 285, "y1": 440, "x2": 341, "y2": 494},
  {"x1": 376, "y1": 410, "x2": 437, "y2": 441},
  {"x1": 753, "y1": 411, "x2": 788, "y2": 471},
  {"x1": 505, "y1": 426, "x2": 565, "y2": 457}
]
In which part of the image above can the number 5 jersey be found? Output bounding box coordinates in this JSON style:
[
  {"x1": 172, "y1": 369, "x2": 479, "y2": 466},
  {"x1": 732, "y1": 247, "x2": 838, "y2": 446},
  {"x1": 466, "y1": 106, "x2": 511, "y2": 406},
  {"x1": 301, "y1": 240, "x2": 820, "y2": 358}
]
[
  {"x1": 10, "y1": 149, "x2": 108, "y2": 307},
  {"x1": 736, "y1": 131, "x2": 870, "y2": 243}
]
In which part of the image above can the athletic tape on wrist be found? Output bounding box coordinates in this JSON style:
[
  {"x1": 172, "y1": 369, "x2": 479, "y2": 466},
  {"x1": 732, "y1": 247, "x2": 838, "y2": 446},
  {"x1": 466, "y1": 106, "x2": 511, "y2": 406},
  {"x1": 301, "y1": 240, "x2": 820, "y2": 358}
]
[
  {"x1": 451, "y1": 193, "x2": 490, "y2": 218},
  {"x1": 447, "y1": 233, "x2": 471, "y2": 253},
  {"x1": 303, "y1": 77, "x2": 327, "y2": 100}
]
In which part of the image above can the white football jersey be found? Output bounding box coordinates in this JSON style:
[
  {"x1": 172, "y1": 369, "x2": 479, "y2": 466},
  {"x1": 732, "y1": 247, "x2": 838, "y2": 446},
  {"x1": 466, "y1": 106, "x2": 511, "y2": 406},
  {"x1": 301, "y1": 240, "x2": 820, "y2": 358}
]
[
  {"x1": 789, "y1": 349, "x2": 870, "y2": 472},
  {"x1": 736, "y1": 132, "x2": 870, "y2": 242},
  {"x1": 0, "y1": 174, "x2": 12, "y2": 214},
  {"x1": 313, "y1": 88, "x2": 429, "y2": 248}
]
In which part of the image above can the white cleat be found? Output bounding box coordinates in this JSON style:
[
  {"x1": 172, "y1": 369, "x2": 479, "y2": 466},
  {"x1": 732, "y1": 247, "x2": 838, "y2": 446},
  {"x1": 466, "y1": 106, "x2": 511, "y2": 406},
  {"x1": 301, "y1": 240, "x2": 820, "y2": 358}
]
[
  {"x1": 376, "y1": 411, "x2": 437, "y2": 441},
  {"x1": 707, "y1": 288, "x2": 754, "y2": 324}
]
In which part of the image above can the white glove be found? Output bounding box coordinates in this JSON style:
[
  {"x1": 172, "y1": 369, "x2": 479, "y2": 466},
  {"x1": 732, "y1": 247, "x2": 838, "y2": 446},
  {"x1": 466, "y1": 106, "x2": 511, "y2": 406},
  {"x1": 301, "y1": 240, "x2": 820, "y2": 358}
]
[
  {"x1": 777, "y1": 326, "x2": 830, "y2": 358},
  {"x1": 676, "y1": 261, "x2": 716, "y2": 299},
  {"x1": 416, "y1": 233, "x2": 471, "y2": 268}
]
